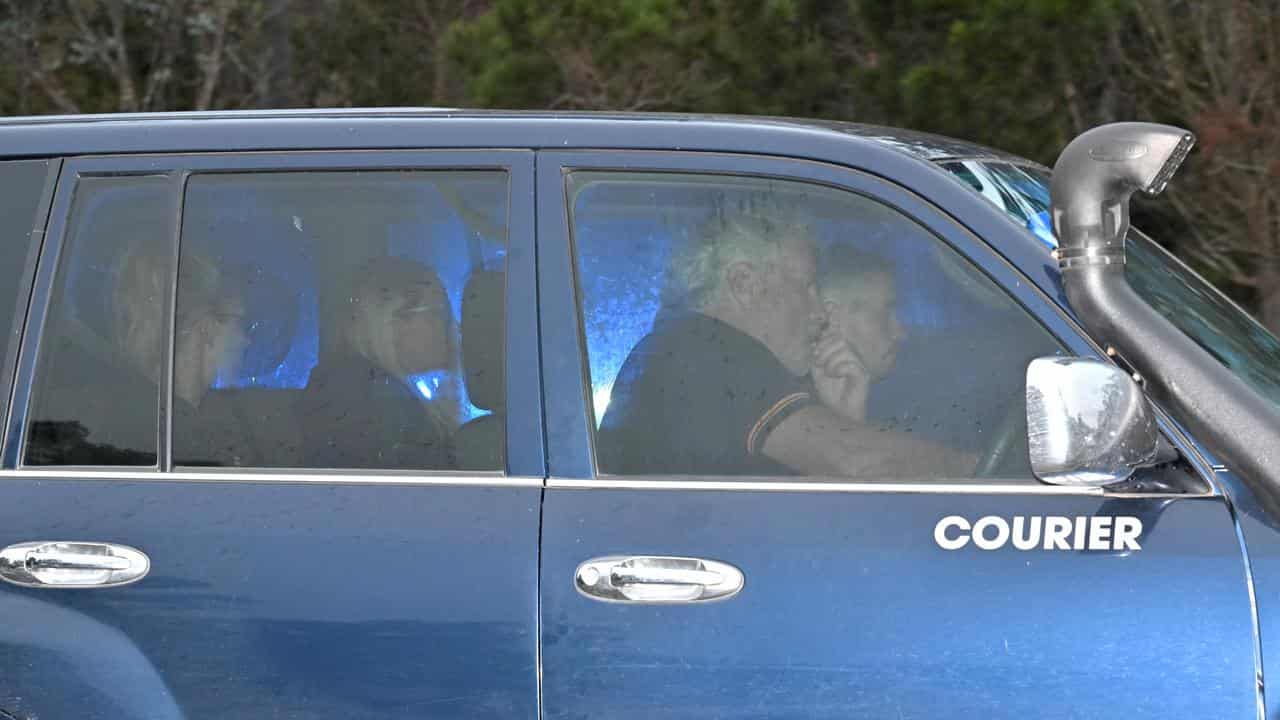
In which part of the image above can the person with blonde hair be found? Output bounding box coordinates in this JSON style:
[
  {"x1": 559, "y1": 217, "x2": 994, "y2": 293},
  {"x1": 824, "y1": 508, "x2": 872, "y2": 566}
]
[
  {"x1": 27, "y1": 243, "x2": 249, "y2": 465},
  {"x1": 113, "y1": 249, "x2": 248, "y2": 410},
  {"x1": 298, "y1": 256, "x2": 456, "y2": 469}
]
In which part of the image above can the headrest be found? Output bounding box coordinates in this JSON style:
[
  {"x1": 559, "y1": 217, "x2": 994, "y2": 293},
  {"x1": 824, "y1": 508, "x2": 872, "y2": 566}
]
[
  {"x1": 461, "y1": 271, "x2": 505, "y2": 412},
  {"x1": 222, "y1": 261, "x2": 300, "y2": 382}
]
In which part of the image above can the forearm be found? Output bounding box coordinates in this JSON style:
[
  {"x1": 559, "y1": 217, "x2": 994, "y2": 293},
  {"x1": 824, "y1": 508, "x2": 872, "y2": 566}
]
[{"x1": 763, "y1": 406, "x2": 971, "y2": 479}]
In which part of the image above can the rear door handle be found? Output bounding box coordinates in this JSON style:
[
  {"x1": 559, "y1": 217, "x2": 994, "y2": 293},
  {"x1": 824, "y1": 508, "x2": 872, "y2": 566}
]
[
  {"x1": 0, "y1": 541, "x2": 150, "y2": 588},
  {"x1": 575, "y1": 555, "x2": 744, "y2": 604}
]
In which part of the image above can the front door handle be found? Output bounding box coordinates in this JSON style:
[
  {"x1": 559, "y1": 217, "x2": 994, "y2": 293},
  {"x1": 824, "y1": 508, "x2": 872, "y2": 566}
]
[
  {"x1": 0, "y1": 541, "x2": 150, "y2": 589},
  {"x1": 575, "y1": 555, "x2": 744, "y2": 604}
]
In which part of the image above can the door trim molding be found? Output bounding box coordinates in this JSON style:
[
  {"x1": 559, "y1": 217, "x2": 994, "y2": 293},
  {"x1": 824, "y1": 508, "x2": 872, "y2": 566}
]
[
  {"x1": 0, "y1": 468, "x2": 541, "y2": 487},
  {"x1": 548, "y1": 477, "x2": 1206, "y2": 498}
]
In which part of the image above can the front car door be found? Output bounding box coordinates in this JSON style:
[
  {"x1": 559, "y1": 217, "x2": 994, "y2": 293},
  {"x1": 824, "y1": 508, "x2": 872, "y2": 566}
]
[
  {"x1": 0, "y1": 150, "x2": 542, "y2": 719},
  {"x1": 535, "y1": 150, "x2": 1258, "y2": 719}
]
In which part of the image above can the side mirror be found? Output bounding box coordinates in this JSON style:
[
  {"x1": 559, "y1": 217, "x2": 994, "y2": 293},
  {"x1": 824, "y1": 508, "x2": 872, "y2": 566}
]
[{"x1": 1026, "y1": 357, "x2": 1161, "y2": 486}]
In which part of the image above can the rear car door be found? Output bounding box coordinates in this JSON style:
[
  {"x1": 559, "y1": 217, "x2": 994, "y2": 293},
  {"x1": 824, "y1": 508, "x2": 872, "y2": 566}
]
[
  {"x1": 0, "y1": 150, "x2": 542, "y2": 719},
  {"x1": 536, "y1": 151, "x2": 1259, "y2": 719}
]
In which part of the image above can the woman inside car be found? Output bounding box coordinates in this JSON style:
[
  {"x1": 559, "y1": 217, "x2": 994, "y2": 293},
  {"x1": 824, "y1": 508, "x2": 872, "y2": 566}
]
[{"x1": 298, "y1": 256, "x2": 457, "y2": 470}]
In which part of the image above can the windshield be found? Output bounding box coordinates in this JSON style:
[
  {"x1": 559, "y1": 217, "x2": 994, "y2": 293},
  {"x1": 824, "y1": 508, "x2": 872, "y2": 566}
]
[{"x1": 940, "y1": 159, "x2": 1280, "y2": 407}]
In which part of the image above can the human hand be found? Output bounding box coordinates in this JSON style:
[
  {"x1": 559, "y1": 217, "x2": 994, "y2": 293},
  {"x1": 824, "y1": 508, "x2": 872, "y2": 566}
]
[{"x1": 810, "y1": 329, "x2": 872, "y2": 422}]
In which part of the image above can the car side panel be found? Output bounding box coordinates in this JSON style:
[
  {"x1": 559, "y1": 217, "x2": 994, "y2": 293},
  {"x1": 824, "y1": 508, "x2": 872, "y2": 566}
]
[
  {"x1": 542, "y1": 489, "x2": 1256, "y2": 719},
  {"x1": 0, "y1": 147, "x2": 543, "y2": 720},
  {"x1": 533, "y1": 147, "x2": 1257, "y2": 720},
  {"x1": 0, "y1": 479, "x2": 540, "y2": 719},
  {"x1": 1207, "y1": 467, "x2": 1280, "y2": 720}
]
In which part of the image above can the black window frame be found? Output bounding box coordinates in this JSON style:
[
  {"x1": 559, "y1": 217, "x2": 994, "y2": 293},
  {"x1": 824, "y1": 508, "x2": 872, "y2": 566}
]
[{"x1": 3, "y1": 150, "x2": 543, "y2": 478}]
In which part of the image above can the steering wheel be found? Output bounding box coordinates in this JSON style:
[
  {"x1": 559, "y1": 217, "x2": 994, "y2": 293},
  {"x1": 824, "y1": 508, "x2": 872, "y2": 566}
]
[{"x1": 973, "y1": 399, "x2": 1027, "y2": 478}]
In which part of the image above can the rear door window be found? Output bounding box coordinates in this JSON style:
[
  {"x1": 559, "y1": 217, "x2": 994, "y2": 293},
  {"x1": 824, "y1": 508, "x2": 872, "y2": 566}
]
[
  {"x1": 21, "y1": 166, "x2": 510, "y2": 472},
  {"x1": 173, "y1": 170, "x2": 508, "y2": 470}
]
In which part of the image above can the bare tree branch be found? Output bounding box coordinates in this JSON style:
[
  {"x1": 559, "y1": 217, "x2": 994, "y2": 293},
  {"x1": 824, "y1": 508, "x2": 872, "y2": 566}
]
[
  {"x1": 1120, "y1": 0, "x2": 1280, "y2": 331},
  {"x1": 195, "y1": 0, "x2": 234, "y2": 110}
]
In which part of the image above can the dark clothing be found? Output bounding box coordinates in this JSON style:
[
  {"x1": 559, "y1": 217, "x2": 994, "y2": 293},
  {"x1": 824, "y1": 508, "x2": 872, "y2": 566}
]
[
  {"x1": 26, "y1": 338, "x2": 253, "y2": 467},
  {"x1": 26, "y1": 353, "x2": 160, "y2": 466},
  {"x1": 597, "y1": 312, "x2": 814, "y2": 476},
  {"x1": 298, "y1": 352, "x2": 454, "y2": 470},
  {"x1": 173, "y1": 393, "x2": 263, "y2": 467}
]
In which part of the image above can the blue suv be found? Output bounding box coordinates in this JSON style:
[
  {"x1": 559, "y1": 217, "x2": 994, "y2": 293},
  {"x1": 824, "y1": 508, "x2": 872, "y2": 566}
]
[{"x1": 1, "y1": 110, "x2": 1278, "y2": 720}]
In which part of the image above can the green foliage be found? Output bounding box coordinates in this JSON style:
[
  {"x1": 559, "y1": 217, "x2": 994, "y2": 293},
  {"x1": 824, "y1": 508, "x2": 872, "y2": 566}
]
[
  {"x1": 294, "y1": 0, "x2": 482, "y2": 107},
  {"x1": 4, "y1": 0, "x2": 1278, "y2": 326},
  {"x1": 447, "y1": 0, "x2": 850, "y2": 116},
  {"x1": 443, "y1": 0, "x2": 1131, "y2": 161},
  {"x1": 853, "y1": 0, "x2": 1129, "y2": 162}
]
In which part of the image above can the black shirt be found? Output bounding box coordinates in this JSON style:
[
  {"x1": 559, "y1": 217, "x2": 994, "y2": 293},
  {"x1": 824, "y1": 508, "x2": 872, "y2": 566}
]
[
  {"x1": 26, "y1": 341, "x2": 254, "y2": 467},
  {"x1": 26, "y1": 352, "x2": 160, "y2": 466},
  {"x1": 597, "y1": 312, "x2": 814, "y2": 476},
  {"x1": 298, "y1": 352, "x2": 454, "y2": 470}
]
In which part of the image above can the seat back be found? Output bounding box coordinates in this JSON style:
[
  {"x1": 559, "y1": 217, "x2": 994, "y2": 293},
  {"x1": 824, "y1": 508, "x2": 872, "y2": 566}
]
[{"x1": 454, "y1": 270, "x2": 505, "y2": 470}]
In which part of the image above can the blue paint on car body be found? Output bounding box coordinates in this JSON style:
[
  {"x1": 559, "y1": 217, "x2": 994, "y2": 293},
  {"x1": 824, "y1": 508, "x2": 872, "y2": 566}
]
[{"x1": 0, "y1": 110, "x2": 1273, "y2": 719}]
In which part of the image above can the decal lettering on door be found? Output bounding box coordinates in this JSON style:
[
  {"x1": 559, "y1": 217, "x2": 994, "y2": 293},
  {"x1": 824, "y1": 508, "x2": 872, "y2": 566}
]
[{"x1": 933, "y1": 515, "x2": 1143, "y2": 551}]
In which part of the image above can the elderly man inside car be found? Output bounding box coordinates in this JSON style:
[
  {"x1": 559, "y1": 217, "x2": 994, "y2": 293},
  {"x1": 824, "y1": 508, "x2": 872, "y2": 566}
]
[{"x1": 596, "y1": 212, "x2": 970, "y2": 479}]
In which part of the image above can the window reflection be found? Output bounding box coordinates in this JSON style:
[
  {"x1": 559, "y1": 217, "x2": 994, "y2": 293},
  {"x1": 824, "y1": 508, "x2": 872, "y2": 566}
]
[
  {"x1": 23, "y1": 170, "x2": 510, "y2": 472},
  {"x1": 175, "y1": 171, "x2": 508, "y2": 470},
  {"x1": 569, "y1": 171, "x2": 1064, "y2": 479},
  {"x1": 940, "y1": 159, "x2": 1280, "y2": 412},
  {"x1": 25, "y1": 176, "x2": 175, "y2": 466}
]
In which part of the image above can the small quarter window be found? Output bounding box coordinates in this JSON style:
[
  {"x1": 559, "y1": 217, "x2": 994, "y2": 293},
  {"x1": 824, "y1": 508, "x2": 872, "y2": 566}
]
[{"x1": 25, "y1": 175, "x2": 176, "y2": 466}]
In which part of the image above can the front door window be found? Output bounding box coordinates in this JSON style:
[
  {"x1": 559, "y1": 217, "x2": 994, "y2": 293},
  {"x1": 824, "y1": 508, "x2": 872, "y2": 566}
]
[{"x1": 566, "y1": 171, "x2": 1065, "y2": 479}]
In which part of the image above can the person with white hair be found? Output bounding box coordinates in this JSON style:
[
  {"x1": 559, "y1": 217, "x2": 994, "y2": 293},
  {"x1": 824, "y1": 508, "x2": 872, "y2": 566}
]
[{"x1": 597, "y1": 212, "x2": 968, "y2": 478}]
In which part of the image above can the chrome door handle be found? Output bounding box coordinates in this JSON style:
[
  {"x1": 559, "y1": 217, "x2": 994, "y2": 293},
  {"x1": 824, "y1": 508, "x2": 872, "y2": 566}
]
[
  {"x1": 575, "y1": 555, "x2": 744, "y2": 604},
  {"x1": 0, "y1": 541, "x2": 150, "y2": 588}
]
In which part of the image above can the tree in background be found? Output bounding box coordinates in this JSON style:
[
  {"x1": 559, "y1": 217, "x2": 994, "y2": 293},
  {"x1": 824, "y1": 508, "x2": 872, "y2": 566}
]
[
  {"x1": 2, "y1": 0, "x2": 1278, "y2": 330},
  {"x1": 0, "y1": 0, "x2": 297, "y2": 113},
  {"x1": 294, "y1": 0, "x2": 487, "y2": 107},
  {"x1": 853, "y1": 0, "x2": 1131, "y2": 163},
  {"x1": 448, "y1": 0, "x2": 852, "y2": 116},
  {"x1": 1117, "y1": 0, "x2": 1280, "y2": 330}
]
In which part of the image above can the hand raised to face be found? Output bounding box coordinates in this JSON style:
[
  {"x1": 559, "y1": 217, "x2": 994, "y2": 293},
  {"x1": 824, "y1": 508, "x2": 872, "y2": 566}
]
[{"x1": 810, "y1": 326, "x2": 873, "y2": 423}]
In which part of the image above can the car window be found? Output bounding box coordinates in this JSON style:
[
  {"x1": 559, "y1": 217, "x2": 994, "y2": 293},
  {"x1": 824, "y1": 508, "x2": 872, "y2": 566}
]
[
  {"x1": 568, "y1": 170, "x2": 1065, "y2": 479},
  {"x1": 0, "y1": 160, "x2": 51, "y2": 429},
  {"x1": 942, "y1": 159, "x2": 1280, "y2": 409},
  {"x1": 23, "y1": 169, "x2": 508, "y2": 471},
  {"x1": 24, "y1": 175, "x2": 176, "y2": 465},
  {"x1": 938, "y1": 161, "x2": 1056, "y2": 247},
  {"x1": 172, "y1": 170, "x2": 507, "y2": 471}
]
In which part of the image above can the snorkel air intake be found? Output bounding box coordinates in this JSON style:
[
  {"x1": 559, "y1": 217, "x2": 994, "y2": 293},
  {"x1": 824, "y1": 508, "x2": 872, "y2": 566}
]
[
  {"x1": 1051, "y1": 124, "x2": 1193, "y2": 269},
  {"x1": 1052, "y1": 122, "x2": 1280, "y2": 516}
]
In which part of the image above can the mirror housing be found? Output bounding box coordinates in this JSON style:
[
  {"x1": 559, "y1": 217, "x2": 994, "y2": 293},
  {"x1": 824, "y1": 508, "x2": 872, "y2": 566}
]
[{"x1": 1026, "y1": 357, "x2": 1161, "y2": 486}]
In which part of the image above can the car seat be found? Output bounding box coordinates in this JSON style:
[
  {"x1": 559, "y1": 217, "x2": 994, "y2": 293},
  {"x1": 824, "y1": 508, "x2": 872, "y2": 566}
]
[{"x1": 453, "y1": 270, "x2": 505, "y2": 471}]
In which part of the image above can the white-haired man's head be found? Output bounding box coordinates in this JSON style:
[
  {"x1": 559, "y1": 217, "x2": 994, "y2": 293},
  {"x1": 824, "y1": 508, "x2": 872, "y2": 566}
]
[{"x1": 666, "y1": 213, "x2": 823, "y2": 376}]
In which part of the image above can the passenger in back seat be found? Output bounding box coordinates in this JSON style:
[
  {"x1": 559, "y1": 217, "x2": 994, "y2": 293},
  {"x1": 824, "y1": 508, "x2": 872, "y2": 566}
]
[
  {"x1": 297, "y1": 257, "x2": 456, "y2": 470},
  {"x1": 170, "y1": 255, "x2": 254, "y2": 466},
  {"x1": 28, "y1": 246, "x2": 252, "y2": 466}
]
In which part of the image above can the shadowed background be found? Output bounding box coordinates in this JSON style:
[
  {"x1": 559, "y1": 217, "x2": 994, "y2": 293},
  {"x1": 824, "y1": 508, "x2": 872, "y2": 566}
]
[{"x1": 2, "y1": 0, "x2": 1276, "y2": 331}]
